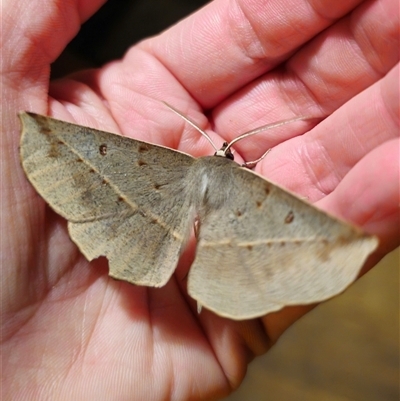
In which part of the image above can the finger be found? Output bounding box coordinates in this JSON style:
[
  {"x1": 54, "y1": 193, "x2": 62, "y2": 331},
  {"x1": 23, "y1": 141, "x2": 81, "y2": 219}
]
[
  {"x1": 3, "y1": 0, "x2": 106, "y2": 113},
  {"x1": 2, "y1": 0, "x2": 106, "y2": 314},
  {"x1": 80, "y1": 0, "x2": 397, "y2": 157},
  {"x1": 257, "y1": 64, "x2": 399, "y2": 199},
  {"x1": 213, "y1": 0, "x2": 399, "y2": 150},
  {"x1": 88, "y1": 0, "x2": 357, "y2": 131},
  {"x1": 4, "y1": 0, "x2": 107, "y2": 186},
  {"x1": 317, "y1": 138, "x2": 400, "y2": 254},
  {"x1": 260, "y1": 138, "x2": 399, "y2": 344},
  {"x1": 140, "y1": 0, "x2": 366, "y2": 107},
  {"x1": 54, "y1": 64, "x2": 221, "y2": 156}
]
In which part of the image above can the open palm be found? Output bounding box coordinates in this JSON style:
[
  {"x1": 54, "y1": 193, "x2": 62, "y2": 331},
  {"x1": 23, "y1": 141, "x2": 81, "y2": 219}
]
[{"x1": 2, "y1": 0, "x2": 398, "y2": 400}]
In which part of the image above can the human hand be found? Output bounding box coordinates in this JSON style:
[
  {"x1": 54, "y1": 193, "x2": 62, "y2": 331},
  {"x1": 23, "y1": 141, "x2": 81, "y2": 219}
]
[{"x1": 2, "y1": 0, "x2": 398, "y2": 400}]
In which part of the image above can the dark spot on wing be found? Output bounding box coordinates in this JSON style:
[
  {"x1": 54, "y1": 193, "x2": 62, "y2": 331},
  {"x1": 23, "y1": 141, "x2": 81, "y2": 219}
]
[
  {"x1": 154, "y1": 184, "x2": 161, "y2": 190},
  {"x1": 48, "y1": 142, "x2": 61, "y2": 158},
  {"x1": 138, "y1": 143, "x2": 150, "y2": 153},
  {"x1": 285, "y1": 211, "x2": 294, "y2": 224},
  {"x1": 99, "y1": 144, "x2": 107, "y2": 156},
  {"x1": 264, "y1": 186, "x2": 270, "y2": 195},
  {"x1": 138, "y1": 160, "x2": 147, "y2": 166},
  {"x1": 318, "y1": 239, "x2": 332, "y2": 262},
  {"x1": 280, "y1": 242, "x2": 286, "y2": 247},
  {"x1": 76, "y1": 158, "x2": 83, "y2": 163},
  {"x1": 236, "y1": 210, "x2": 242, "y2": 217},
  {"x1": 118, "y1": 196, "x2": 126, "y2": 202},
  {"x1": 256, "y1": 201, "x2": 262, "y2": 208},
  {"x1": 247, "y1": 245, "x2": 253, "y2": 251},
  {"x1": 40, "y1": 126, "x2": 52, "y2": 135},
  {"x1": 89, "y1": 168, "x2": 95, "y2": 173}
]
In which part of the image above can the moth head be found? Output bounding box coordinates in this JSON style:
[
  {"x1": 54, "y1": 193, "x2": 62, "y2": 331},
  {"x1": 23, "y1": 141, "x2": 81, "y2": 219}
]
[{"x1": 214, "y1": 142, "x2": 234, "y2": 160}]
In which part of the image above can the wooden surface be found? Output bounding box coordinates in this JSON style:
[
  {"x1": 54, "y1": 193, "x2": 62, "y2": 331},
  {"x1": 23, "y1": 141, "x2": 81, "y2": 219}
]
[{"x1": 224, "y1": 248, "x2": 399, "y2": 401}]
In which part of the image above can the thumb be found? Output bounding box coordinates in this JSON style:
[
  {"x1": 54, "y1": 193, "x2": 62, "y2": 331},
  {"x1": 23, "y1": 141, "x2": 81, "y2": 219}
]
[
  {"x1": 1, "y1": 0, "x2": 106, "y2": 309},
  {"x1": 2, "y1": 0, "x2": 106, "y2": 115}
]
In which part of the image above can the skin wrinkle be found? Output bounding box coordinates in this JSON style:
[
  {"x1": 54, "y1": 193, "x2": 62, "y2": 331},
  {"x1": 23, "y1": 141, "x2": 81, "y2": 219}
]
[
  {"x1": 157, "y1": 102, "x2": 192, "y2": 152},
  {"x1": 351, "y1": 17, "x2": 382, "y2": 75},
  {"x1": 296, "y1": 17, "x2": 376, "y2": 106},
  {"x1": 337, "y1": 20, "x2": 379, "y2": 84},
  {"x1": 131, "y1": 44, "x2": 174, "y2": 85},
  {"x1": 126, "y1": 285, "x2": 155, "y2": 399},
  {"x1": 379, "y1": 68, "x2": 400, "y2": 129},
  {"x1": 74, "y1": 287, "x2": 106, "y2": 370},
  {"x1": 276, "y1": 68, "x2": 325, "y2": 119},
  {"x1": 307, "y1": 0, "x2": 364, "y2": 20},
  {"x1": 231, "y1": 0, "x2": 276, "y2": 59},
  {"x1": 346, "y1": 116, "x2": 368, "y2": 162},
  {"x1": 63, "y1": 281, "x2": 121, "y2": 396},
  {"x1": 26, "y1": 207, "x2": 51, "y2": 300},
  {"x1": 228, "y1": 0, "x2": 269, "y2": 62},
  {"x1": 2, "y1": 299, "x2": 44, "y2": 345},
  {"x1": 62, "y1": 321, "x2": 86, "y2": 391},
  {"x1": 290, "y1": 138, "x2": 331, "y2": 199},
  {"x1": 231, "y1": 0, "x2": 336, "y2": 62},
  {"x1": 146, "y1": 286, "x2": 159, "y2": 397},
  {"x1": 32, "y1": 336, "x2": 56, "y2": 399},
  {"x1": 153, "y1": 320, "x2": 174, "y2": 401},
  {"x1": 353, "y1": 1, "x2": 398, "y2": 74},
  {"x1": 5, "y1": 309, "x2": 64, "y2": 398}
]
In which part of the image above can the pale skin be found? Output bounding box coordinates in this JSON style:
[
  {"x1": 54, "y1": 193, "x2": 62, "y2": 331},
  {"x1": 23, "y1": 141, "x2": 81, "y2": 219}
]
[{"x1": 1, "y1": 0, "x2": 399, "y2": 399}]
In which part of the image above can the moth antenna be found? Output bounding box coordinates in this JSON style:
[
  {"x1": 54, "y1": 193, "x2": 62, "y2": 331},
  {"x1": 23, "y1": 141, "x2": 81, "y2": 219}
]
[
  {"x1": 162, "y1": 101, "x2": 218, "y2": 151},
  {"x1": 242, "y1": 148, "x2": 271, "y2": 169},
  {"x1": 224, "y1": 116, "x2": 317, "y2": 153}
]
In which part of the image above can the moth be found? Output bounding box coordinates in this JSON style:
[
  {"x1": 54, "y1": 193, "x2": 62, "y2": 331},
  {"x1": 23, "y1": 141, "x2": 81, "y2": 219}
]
[{"x1": 19, "y1": 104, "x2": 378, "y2": 319}]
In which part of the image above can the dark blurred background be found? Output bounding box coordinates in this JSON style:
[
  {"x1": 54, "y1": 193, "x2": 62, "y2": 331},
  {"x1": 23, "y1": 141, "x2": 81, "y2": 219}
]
[
  {"x1": 52, "y1": 0, "x2": 209, "y2": 77},
  {"x1": 52, "y1": 1, "x2": 399, "y2": 400}
]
